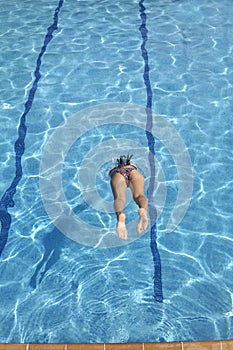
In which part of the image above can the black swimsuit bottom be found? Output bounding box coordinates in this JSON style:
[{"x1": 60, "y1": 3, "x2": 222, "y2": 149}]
[{"x1": 109, "y1": 165, "x2": 137, "y2": 186}]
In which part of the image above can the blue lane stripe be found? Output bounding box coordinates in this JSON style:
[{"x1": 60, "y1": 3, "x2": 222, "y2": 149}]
[
  {"x1": 139, "y1": 0, "x2": 163, "y2": 302},
  {"x1": 0, "y1": 0, "x2": 64, "y2": 255}
]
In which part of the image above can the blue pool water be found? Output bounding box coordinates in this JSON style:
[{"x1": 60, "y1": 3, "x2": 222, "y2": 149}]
[{"x1": 0, "y1": 0, "x2": 233, "y2": 343}]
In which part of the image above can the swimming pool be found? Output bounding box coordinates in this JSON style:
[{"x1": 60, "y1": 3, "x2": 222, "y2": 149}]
[{"x1": 0, "y1": 0, "x2": 233, "y2": 344}]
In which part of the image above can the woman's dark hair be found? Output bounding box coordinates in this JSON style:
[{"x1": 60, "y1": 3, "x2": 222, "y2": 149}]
[{"x1": 117, "y1": 154, "x2": 133, "y2": 166}]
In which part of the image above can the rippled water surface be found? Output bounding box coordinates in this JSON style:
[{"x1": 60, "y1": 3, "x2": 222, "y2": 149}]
[{"x1": 0, "y1": 0, "x2": 233, "y2": 343}]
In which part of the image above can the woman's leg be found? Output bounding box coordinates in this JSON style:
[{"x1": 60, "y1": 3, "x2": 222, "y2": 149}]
[
  {"x1": 110, "y1": 173, "x2": 128, "y2": 240},
  {"x1": 129, "y1": 171, "x2": 148, "y2": 234}
]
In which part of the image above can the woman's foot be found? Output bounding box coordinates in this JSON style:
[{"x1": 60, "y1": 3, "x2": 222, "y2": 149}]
[
  {"x1": 116, "y1": 213, "x2": 128, "y2": 240},
  {"x1": 137, "y1": 208, "x2": 148, "y2": 234}
]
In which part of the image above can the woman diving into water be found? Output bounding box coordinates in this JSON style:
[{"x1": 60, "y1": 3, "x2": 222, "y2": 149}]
[{"x1": 109, "y1": 155, "x2": 148, "y2": 240}]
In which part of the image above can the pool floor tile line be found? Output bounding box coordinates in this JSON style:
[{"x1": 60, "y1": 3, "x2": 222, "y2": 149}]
[
  {"x1": 28, "y1": 344, "x2": 66, "y2": 350},
  {"x1": 0, "y1": 345, "x2": 27, "y2": 350},
  {"x1": 105, "y1": 343, "x2": 142, "y2": 350},
  {"x1": 183, "y1": 341, "x2": 221, "y2": 349},
  {"x1": 221, "y1": 340, "x2": 233, "y2": 350},
  {"x1": 67, "y1": 344, "x2": 105, "y2": 349},
  {"x1": 1, "y1": 342, "x2": 233, "y2": 350},
  {"x1": 145, "y1": 342, "x2": 182, "y2": 349}
]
